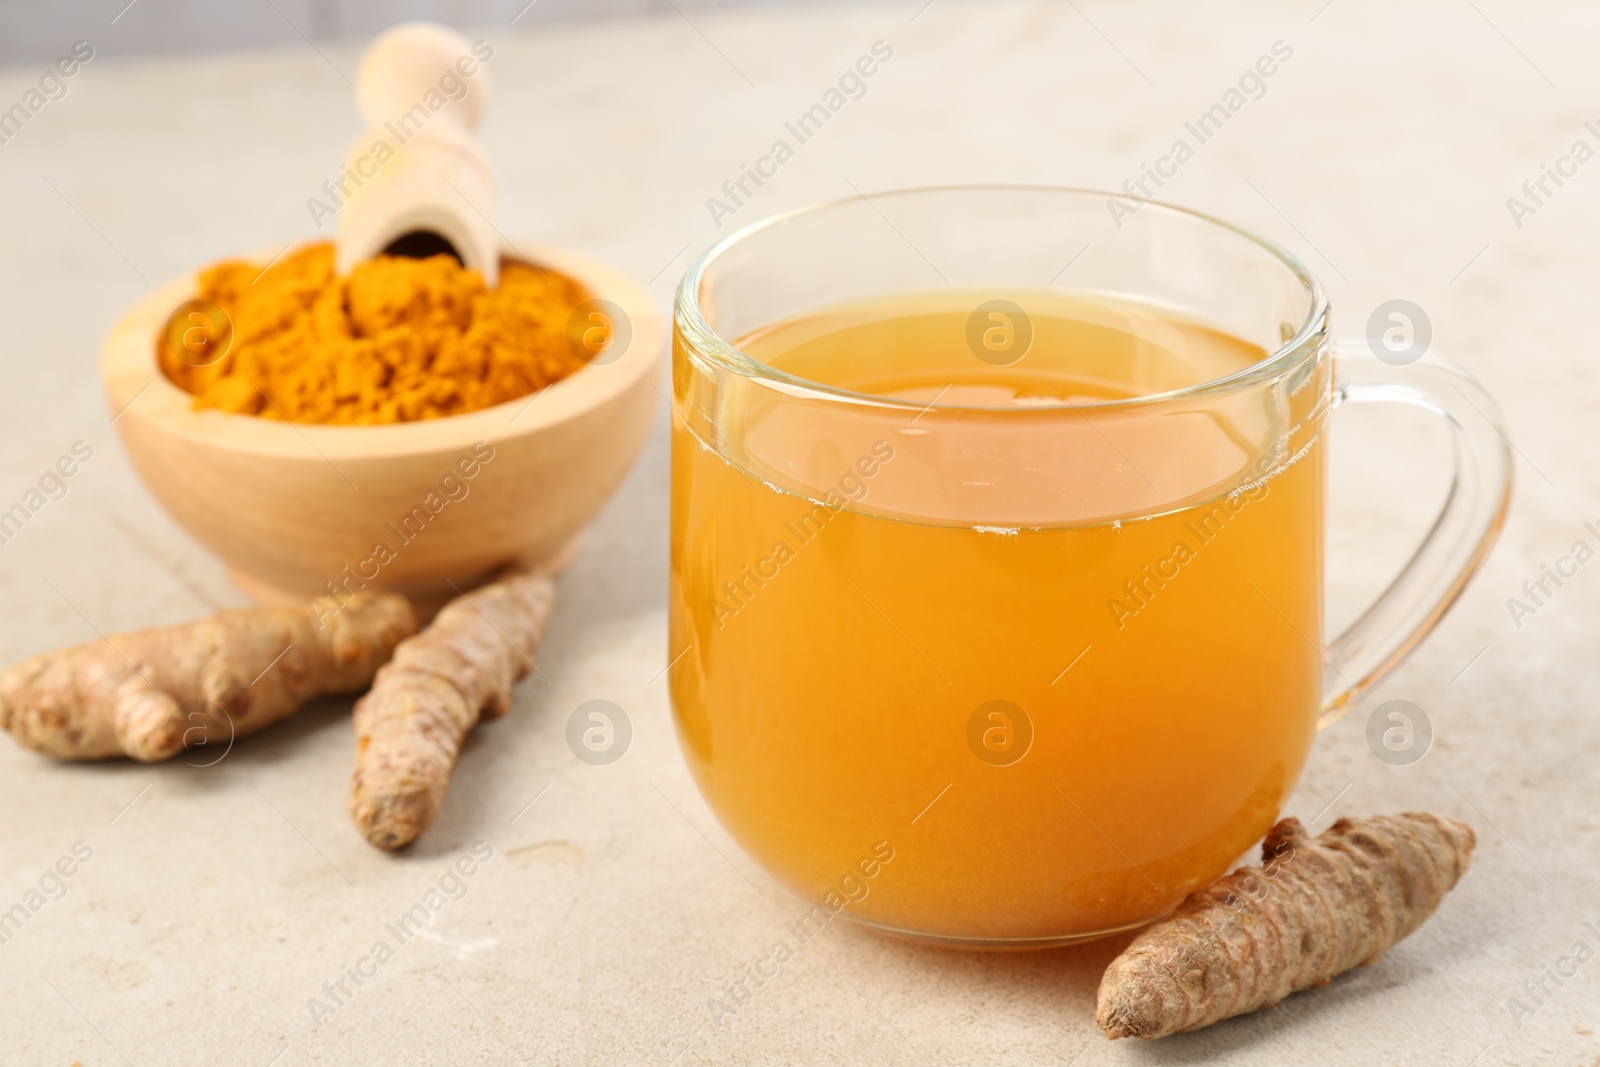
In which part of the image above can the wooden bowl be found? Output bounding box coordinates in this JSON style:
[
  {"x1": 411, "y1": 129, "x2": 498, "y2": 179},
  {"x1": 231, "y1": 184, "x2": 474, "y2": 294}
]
[{"x1": 100, "y1": 242, "x2": 662, "y2": 614}]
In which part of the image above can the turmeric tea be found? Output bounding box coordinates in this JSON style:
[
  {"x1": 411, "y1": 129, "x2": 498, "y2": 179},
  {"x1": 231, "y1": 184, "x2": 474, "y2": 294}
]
[{"x1": 159, "y1": 241, "x2": 594, "y2": 425}]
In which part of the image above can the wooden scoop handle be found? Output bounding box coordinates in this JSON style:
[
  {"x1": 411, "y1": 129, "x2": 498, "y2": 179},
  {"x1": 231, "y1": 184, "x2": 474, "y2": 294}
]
[{"x1": 336, "y1": 23, "x2": 501, "y2": 286}]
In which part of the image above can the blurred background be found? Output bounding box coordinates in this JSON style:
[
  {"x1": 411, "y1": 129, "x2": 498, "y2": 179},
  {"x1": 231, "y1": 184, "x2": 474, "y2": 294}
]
[{"x1": 0, "y1": 0, "x2": 803, "y2": 64}]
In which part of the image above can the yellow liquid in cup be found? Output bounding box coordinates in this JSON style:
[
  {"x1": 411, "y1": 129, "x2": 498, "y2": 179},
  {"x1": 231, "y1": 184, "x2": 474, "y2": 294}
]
[{"x1": 669, "y1": 289, "x2": 1323, "y2": 942}]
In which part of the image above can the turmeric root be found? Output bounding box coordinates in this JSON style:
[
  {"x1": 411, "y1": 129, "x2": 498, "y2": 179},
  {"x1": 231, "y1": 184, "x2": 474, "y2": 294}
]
[
  {"x1": 0, "y1": 593, "x2": 416, "y2": 761},
  {"x1": 348, "y1": 569, "x2": 555, "y2": 850},
  {"x1": 1096, "y1": 812, "x2": 1475, "y2": 1040}
]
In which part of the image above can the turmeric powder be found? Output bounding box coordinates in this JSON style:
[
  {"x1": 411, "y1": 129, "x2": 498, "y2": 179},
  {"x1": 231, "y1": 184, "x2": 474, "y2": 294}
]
[
  {"x1": 1096, "y1": 812, "x2": 1475, "y2": 1039},
  {"x1": 159, "y1": 242, "x2": 594, "y2": 425}
]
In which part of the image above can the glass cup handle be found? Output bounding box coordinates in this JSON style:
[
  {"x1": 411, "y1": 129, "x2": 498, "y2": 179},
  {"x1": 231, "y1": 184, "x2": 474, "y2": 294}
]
[{"x1": 1319, "y1": 340, "x2": 1515, "y2": 726}]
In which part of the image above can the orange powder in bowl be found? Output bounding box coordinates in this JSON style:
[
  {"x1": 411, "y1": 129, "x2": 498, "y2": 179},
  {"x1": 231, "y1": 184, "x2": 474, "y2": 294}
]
[{"x1": 158, "y1": 241, "x2": 593, "y2": 425}]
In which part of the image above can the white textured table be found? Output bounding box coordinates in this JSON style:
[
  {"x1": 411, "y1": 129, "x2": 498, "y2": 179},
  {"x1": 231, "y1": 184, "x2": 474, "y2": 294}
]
[{"x1": 0, "y1": 2, "x2": 1594, "y2": 1063}]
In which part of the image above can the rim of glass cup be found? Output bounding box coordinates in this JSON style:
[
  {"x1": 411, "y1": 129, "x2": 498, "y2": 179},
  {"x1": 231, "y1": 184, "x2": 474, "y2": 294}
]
[{"x1": 674, "y1": 184, "x2": 1330, "y2": 414}]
